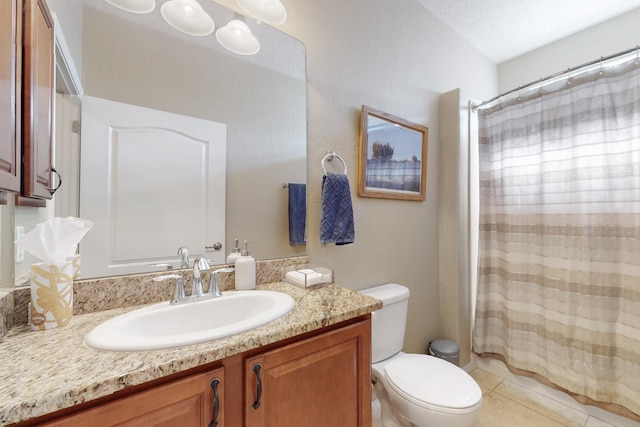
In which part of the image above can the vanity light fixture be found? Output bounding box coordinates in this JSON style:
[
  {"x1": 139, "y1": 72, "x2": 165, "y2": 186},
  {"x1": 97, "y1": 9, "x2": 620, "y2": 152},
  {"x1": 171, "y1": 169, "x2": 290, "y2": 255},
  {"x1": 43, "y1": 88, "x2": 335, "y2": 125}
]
[
  {"x1": 160, "y1": 0, "x2": 215, "y2": 36},
  {"x1": 216, "y1": 20, "x2": 260, "y2": 55},
  {"x1": 104, "y1": 0, "x2": 267, "y2": 56},
  {"x1": 236, "y1": 0, "x2": 287, "y2": 25},
  {"x1": 105, "y1": 0, "x2": 155, "y2": 14}
]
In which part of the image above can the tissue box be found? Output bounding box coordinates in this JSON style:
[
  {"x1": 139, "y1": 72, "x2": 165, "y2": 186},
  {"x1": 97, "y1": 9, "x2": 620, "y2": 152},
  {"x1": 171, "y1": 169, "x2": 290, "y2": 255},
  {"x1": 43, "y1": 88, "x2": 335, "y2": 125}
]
[
  {"x1": 282, "y1": 264, "x2": 333, "y2": 289},
  {"x1": 29, "y1": 255, "x2": 79, "y2": 331}
]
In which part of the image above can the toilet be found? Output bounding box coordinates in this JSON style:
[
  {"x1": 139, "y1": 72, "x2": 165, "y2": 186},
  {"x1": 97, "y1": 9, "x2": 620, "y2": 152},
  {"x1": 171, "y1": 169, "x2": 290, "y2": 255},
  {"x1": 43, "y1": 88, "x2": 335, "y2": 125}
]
[{"x1": 360, "y1": 283, "x2": 482, "y2": 427}]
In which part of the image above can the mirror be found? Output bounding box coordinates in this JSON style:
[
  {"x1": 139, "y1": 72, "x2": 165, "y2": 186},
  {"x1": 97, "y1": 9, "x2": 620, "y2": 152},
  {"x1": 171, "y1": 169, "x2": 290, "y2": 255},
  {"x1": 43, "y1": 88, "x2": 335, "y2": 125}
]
[{"x1": 38, "y1": 0, "x2": 307, "y2": 279}]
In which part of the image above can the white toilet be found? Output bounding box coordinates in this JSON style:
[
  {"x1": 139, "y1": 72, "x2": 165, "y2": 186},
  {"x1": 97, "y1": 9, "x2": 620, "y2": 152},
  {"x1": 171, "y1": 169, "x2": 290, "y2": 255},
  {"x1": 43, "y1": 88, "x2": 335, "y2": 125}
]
[{"x1": 360, "y1": 283, "x2": 482, "y2": 427}]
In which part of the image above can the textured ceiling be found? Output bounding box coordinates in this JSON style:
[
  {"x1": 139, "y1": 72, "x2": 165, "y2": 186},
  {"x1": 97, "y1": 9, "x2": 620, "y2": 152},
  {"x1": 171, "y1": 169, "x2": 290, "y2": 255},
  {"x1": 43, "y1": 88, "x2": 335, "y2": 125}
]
[{"x1": 416, "y1": 0, "x2": 640, "y2": 63}]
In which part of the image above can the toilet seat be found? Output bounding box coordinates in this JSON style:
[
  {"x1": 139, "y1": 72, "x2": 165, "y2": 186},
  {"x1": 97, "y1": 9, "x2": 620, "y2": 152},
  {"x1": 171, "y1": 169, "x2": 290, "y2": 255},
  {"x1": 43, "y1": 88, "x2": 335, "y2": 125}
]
[{"x1": 384, "y1": 354, "x2": 482, "y2": 414}]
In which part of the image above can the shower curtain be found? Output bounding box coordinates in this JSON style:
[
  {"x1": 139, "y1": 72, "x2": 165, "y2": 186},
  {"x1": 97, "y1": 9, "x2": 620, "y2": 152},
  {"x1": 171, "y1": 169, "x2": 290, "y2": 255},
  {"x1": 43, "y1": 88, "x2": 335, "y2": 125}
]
[{"x1": 473, "y1": 56, "x2": 640, "y2": 419}]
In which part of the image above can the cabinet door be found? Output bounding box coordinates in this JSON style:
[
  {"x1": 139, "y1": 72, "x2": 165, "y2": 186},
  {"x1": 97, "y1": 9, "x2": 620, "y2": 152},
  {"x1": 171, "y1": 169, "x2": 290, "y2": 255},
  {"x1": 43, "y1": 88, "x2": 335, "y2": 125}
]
[
  {"x1": 22, "y1": 0, "x2": 54, "y2": 199},
  {"x1": 245, "y1": 319, "x2": 372, "y2": 427},
  {"x1": 40, "y1": 368, "x2": 225, "y2": 427},
  {"x1": 0, "y1": 0, "x2": 21, "y2": 193}
]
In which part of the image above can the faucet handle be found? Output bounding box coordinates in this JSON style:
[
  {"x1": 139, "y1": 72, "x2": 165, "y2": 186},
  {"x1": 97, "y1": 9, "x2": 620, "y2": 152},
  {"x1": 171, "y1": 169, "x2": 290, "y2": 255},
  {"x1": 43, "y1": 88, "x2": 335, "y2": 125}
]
[
  {"x1": 208, "y1": 267, "x2": 235, "y2": 297},
  {"x1": 153, "y1": 274, "x2": 185, "y2": 304},
  {"x1": 150, "y1": 263, "x2": 173, "y2": 270}
]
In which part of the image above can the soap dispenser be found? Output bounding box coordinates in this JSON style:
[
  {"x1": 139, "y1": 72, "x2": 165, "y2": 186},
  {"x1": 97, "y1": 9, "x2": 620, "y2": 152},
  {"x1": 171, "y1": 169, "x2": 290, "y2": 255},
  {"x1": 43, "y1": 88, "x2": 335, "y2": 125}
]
[
  {"x1": 235, "y1": 241, "x2": 256, "y2": 290},
  {"x1": 226, "y1": 238, "x2": 242, "y2": 265}
]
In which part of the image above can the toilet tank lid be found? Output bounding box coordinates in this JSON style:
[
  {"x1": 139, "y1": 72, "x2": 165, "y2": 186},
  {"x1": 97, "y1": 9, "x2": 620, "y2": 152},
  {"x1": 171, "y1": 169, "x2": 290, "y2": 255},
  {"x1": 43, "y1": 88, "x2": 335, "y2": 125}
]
[{"x1": 359, "y1": 283, "x2": 410, "y2": 306}]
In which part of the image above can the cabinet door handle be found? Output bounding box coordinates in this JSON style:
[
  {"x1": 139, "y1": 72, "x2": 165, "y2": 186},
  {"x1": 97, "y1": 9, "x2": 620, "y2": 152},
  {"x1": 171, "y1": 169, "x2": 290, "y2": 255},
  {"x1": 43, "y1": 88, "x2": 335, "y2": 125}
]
[
  {"x1": 47, "y1": 167, "x2": 62, "y2": 195},
  {"x1": 208, "y1": 378, "x2": 221, "y2": 427},
  {"x1": 251, "y1": 363, "x2": 263, "y2": 410}
]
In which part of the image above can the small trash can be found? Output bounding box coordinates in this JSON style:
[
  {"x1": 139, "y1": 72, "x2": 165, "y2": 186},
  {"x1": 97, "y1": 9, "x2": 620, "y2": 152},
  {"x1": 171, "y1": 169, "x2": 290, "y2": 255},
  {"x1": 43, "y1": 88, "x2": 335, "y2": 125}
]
[{"x1": 429, "y1": 339, "x2": 460, "y2": 366}]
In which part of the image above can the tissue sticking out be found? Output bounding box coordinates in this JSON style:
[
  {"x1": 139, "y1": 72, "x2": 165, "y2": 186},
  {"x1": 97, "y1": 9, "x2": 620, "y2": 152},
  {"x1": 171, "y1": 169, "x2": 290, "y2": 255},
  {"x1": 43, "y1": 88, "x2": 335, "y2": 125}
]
[
  {"x1": 14, "y1": 217, "x2": 94, "y2": 331},
  {"x1": 14, "y1": 217, "x2": 94, "y2": 265}
]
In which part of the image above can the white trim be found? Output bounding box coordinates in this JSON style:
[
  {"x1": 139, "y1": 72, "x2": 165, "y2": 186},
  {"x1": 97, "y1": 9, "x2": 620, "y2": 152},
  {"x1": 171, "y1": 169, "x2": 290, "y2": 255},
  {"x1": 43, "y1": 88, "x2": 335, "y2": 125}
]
[{"x1": 52, "y1": 13, "x2": 83, "y2": 96}]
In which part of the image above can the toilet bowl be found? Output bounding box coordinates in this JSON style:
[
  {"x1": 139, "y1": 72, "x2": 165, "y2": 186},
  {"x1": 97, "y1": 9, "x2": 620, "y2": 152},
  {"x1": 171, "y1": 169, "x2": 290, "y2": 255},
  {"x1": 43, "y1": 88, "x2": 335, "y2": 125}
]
[
  {"x1": 360, "y1": 284, "x2": 482, "y2": 427},
  {"x1": 373, "y1": 352, "x2": 482, "y2": 427}
]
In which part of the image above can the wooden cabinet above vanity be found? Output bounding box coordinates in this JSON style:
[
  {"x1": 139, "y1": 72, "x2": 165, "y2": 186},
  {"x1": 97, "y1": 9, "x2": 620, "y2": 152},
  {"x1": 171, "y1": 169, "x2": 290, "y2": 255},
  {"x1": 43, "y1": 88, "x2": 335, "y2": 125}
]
[
  {"x1": 21, "y1": 0, "x2": 55, "y2": 201},
  {"x1": 0, "y1": 0, "x2": 54, "y2": 204},
  {"x1": 0, "y1": 0, "x2": 22, "y2": 194}
]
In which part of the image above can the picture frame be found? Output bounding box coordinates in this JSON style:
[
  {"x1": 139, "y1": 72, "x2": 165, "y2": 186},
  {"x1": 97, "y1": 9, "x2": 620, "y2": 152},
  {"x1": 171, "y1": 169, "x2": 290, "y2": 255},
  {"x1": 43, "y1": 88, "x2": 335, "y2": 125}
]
[{"x1": 358, "y1": 105, "x2": 428, "y2": 201}]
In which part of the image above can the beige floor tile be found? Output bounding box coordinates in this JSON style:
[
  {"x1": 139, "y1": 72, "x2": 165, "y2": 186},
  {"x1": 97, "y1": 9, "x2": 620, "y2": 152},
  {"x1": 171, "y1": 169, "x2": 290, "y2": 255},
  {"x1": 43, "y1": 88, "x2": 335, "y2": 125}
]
[
  {"x1": 585, "y1": 416, "x2": 617, "y2": 427},
  {"x1": 493, "y1": 380, "x2": 588, "y2": 427},
  {"x1": 470, "y1": 368, "x2": 503, "y2": 392},
  {"x1": 478, "y1": 385, "x2": 492, "y2": 395},
  {"x1": 474, "y1": 392, "x2": 567, "y2": 427}
]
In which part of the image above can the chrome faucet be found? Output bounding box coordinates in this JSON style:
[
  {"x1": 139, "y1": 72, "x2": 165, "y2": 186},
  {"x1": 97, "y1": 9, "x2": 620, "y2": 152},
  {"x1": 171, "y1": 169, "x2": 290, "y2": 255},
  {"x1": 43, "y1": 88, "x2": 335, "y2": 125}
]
[
  {"x1": 153, "y1": 259, "x2": 230, "y2": 305},
  {"x1": 177, "y1": 246, "x2": 190, "y2": 269},
  {"x1": 192, "y1": 257, "x2": 210, "y2": 298},
  {"x1": 207, "y1": 267, "x2": 235, "y2": 297}
]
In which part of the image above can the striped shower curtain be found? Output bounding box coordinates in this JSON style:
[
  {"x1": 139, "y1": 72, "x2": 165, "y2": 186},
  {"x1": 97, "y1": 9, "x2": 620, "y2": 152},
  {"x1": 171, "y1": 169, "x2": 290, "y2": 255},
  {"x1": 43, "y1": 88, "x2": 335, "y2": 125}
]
[{"x1": 473, "y1": 56, "x2": 640, "y2": 419}]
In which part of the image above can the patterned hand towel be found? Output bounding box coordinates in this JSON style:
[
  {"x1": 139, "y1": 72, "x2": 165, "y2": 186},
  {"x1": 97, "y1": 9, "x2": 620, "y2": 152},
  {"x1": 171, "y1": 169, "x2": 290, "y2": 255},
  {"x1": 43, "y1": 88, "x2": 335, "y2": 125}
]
[
  {"x1": 320, "y1": 173, "x2": 355, "y2": 245},
  {"x1": 288, "y1": 183, "x2": 306, "y2": 245}
]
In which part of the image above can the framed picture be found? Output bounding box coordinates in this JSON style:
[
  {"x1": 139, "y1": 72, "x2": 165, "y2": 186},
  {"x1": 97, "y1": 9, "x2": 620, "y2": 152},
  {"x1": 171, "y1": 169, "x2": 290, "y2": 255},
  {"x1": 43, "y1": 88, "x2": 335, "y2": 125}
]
[{"x1": 358, "y1": 105, "x2": 428, "y2": 201}]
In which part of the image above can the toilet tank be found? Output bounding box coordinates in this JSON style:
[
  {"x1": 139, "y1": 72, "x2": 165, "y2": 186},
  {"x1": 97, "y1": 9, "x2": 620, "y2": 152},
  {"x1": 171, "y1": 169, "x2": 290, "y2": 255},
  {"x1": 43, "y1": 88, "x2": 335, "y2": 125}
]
[{"x1": 359, "y1": 283, "x2": 410, "y2": 363}]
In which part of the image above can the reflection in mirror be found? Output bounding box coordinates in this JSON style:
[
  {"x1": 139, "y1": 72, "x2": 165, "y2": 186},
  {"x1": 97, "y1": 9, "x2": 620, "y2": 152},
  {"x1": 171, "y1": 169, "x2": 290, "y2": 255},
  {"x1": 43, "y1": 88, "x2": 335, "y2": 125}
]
[{"x1": 10, "y1": 0, "x2": 307, "y2": 281}]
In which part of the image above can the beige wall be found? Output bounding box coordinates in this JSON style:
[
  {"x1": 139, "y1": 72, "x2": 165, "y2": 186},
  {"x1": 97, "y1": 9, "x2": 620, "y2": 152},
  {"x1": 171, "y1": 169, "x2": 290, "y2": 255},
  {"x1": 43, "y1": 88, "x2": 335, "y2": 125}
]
[
  {"x1": 221, "y1": 0, "x2": 499, "y2": 353},
  {"x1": 47, "y1": 0, "x2": 83, "y2": 81},
  {"x1": 438, "y1": 89, "x2": 472, "y2": 366},
  {"x1": 10, "y1": 0, "x2": 500, "y2": 354}
]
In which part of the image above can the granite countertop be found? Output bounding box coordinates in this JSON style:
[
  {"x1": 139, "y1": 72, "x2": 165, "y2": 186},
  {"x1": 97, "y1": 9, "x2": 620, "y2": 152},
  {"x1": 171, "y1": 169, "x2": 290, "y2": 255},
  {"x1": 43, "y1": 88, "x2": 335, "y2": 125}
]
[{"x1": 0, "y1": 282, "x2": 381, "y2": 426}]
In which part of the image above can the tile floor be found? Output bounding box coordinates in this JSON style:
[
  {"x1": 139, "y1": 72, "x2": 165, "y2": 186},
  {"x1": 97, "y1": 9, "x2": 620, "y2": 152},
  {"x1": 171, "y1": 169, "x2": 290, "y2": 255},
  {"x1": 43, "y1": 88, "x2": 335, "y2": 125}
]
[
  {"x1": 469, "y1": 368, "x2": 627, "y2": 427},
  {"x1": 373, "y1": 367, "x2": 640, "y2": 427}
]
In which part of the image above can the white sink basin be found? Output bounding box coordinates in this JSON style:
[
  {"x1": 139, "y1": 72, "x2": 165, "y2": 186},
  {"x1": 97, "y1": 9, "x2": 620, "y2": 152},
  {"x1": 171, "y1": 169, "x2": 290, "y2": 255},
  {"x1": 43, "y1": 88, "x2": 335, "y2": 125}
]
[{"x1": 85, "y1": 290, "x2": 295, "y2": 351}]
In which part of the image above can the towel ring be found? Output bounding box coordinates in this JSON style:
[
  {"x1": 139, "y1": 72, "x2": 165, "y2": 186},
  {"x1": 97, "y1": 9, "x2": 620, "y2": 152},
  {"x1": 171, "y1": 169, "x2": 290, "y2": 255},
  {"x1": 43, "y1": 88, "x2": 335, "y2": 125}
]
[{"x1": 321, "y1": 152, "x2": 348, "y2": 175}]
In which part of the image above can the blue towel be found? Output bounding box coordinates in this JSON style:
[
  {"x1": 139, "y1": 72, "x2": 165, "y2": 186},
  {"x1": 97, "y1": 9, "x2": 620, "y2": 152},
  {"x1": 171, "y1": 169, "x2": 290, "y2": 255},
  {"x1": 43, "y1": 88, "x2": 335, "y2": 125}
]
[
  {"x1": 288, "y1": 183, "x2": 306, "y2": 245},
  {"x1": 320, "y1": 173, "x2": 355, "y2": 245}
]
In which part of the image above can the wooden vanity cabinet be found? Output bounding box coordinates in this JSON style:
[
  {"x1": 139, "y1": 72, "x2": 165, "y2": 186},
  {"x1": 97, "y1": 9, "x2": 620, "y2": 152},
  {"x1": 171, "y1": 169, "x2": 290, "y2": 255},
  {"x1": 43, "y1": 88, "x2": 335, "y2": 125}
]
[
  {"x1": 0, "y1": 0, "x2": 21, "y2": 194},
  {"x1": 244, "y1": 318, "x2": 372, "y2": 427},
  {"x1": 38, "y1": 367, "x2": 225, "y2": 427},
  {"x1": 17, "y1": 316, "x2": 371, "y2": 427}
]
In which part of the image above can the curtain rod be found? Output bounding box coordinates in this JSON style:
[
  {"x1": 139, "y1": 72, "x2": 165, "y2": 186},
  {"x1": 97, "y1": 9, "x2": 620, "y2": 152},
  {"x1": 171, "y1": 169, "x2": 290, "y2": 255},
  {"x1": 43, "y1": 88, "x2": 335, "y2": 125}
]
[{"x1": 472, "y1": 45, "x2": 640, "y2": 111}]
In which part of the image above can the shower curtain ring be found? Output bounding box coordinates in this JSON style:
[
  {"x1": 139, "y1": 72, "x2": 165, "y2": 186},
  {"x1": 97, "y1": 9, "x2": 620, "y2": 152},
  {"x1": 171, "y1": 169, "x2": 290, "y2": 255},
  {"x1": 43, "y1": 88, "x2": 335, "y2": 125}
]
[{"x1": 599, "y1": 57, "x2": 604, "y2": 75}]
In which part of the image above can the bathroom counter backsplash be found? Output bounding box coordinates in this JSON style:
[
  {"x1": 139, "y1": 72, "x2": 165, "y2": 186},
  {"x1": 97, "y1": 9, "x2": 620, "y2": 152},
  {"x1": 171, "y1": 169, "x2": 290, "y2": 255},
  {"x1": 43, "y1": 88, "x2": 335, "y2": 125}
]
[
  {"x1": 8, "y1": 256, "x2": 310, "y2": 328},
  {"x1": 0, "y1": 259, "x2": 381, "y2": 426}
]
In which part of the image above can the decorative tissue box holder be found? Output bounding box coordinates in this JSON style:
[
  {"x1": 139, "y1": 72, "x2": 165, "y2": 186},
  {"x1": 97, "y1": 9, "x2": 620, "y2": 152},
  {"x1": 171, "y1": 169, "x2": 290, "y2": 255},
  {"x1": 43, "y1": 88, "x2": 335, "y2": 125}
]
[
  {"x1": 29, "y1": 254, "x2": 80, "y2": 331},
  {"x1": 282, "y1": 264, "x2": 334, "y2": 289}
]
